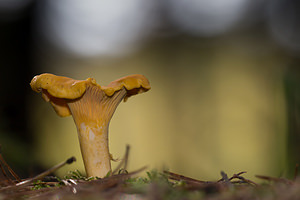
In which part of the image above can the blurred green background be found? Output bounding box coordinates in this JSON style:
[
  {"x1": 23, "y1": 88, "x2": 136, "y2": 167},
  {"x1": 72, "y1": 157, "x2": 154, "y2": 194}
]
[{"x1": 0, "y1": 0, "x2": 300, "y2": 181}]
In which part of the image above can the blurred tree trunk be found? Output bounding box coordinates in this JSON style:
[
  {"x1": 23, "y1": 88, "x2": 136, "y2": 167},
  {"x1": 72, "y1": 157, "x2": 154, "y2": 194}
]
[
  {"x1": 0, "y1": 1, "x2": 35, "y2": 177},
  {"x1": 285, "y1": 64, "x2": 300, "y2": 176}
]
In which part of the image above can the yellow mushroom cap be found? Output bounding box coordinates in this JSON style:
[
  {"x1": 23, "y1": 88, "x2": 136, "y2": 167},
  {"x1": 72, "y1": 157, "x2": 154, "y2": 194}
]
[
  {"x1": 30, "y1": 73, "x2": 151, "y2": 116},
  {"x1": 102, "y1": 74, "x2": 151, "y2": 101},
  {"x1": 30, "y1": 73, "x2": 96, "y2": 117},
  {"x1": 30, "y1": 73, "x2": 95, "y2": 99}
]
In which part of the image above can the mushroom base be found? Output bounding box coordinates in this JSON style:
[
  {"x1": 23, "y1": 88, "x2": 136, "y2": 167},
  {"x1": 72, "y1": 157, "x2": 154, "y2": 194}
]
[{"x1": 77, "y1": 122, "x2": 111, "y2": 178}]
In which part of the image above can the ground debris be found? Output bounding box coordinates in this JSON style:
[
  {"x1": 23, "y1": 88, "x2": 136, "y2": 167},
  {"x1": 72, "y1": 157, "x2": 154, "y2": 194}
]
[
  {"x1": 0, "y1": 145, "x2": 147, "y2": 200},
  {"x1": 2, "y1": 167, "x2": 300, "y2": 200},
  {"x1": 2, "y1": 147, "x2": 300, "y2": 199},
  {"x1": 0, "y1": 163, "x2": 146, "y2": 200}
]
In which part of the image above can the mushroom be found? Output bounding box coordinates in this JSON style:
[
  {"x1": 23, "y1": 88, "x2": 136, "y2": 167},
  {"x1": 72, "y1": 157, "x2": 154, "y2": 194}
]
[{"x1": 30, "y1": 73, "x2": 150, "y2": 178}]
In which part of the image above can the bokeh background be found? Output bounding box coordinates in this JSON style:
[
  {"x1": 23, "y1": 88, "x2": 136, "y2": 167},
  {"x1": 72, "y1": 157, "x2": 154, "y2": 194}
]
[{"x1": 0, "y1": 0, "x2": 300, "y2": 181}]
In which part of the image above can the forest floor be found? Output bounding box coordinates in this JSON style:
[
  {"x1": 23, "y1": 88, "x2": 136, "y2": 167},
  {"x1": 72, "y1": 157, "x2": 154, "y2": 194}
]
[{"x1": 1, "y1": 149, "x2": 299, "y2": 200}]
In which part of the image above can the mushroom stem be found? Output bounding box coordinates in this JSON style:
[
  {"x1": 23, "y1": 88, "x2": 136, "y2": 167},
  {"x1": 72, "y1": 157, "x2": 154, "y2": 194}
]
[
  {"x1": 67, "y1": 84, "x2": 126, "y2": 177},
  {"x1": 75, "y1": 123, "x2": 110, "y2": 178}
]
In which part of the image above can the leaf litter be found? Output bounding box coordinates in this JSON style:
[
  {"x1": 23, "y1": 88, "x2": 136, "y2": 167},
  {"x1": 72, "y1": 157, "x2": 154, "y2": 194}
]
[{"x1": 1, "y1": 145, "x2": 300, "y2": 200}]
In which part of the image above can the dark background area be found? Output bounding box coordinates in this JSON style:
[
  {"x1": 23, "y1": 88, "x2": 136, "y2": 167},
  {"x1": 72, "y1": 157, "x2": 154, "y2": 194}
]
[
  {"x1": 0, "y1": 0, "x2": 300, "y2": 179},
  {"x1": 0, "y1": 2, "x2": 34, "y2": 176}
]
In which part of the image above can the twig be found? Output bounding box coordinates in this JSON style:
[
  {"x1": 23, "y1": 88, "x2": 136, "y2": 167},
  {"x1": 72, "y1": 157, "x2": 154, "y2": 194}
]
[
  {"x1": 0, "y1": 146, "x2": 21, "y2": 182},
  {"x1": 229, "y1": 172, "x2": 257, "y2": 186},
  {"x1": 0, "y1": 158, "x2": 14, "y2": 185},
  {"x1": 123, "y1": 145, "x2": 130, "y2": 170},
  {"x1": 164, "y1": 170, "x2": 207, "y2": 184},
  {"x1": 228, "y1": 171, "x2": 247, "y2": 180},
  {"x1": 15, "y1": 156, "x2": 76, "y2": 187},
  {"x1": 120, "y1": 165, "x2": 147, "y2": 178},
  {"x1": 294, "y1": 164, "x2": 299, "y2": 180},
  {"x1": 112, "y1": 145, "x2": 130, "y2": 175},
  {"x1": 255, "y1": 175, "x2": 293, "y2": 185},
  {"x1": 220, "y1": 171, "x2": 230, "y2": 183}
]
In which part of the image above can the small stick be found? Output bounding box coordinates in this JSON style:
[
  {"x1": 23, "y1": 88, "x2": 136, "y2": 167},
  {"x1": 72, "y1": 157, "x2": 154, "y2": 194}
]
[
  {"x1": 228, "y1": 171, "x2": 247, "y2": 180},
  {"x1": 112, "y1": 145, "x2": 130, "y2": 175},
  {"x1": 255, "y1": 175, "x2": 293, "y2": 185},
  {"x1": 230, "y1": 172, "x2": 257, "y2": 186},
  {"x1": 294, "y1": 164, "x2": 299, "y2": 180},
  {"x1": 0, "y1": 147, "x2": 21, "y2": 182},
  {"x1": 125, "y1": 166, "x2": 148, "y2": 177},
  {"x1": 220, "y1": 171, "x2": 230, "y2": 183},
  {"x1": 0, "y1": 161, "x2": 14, "y2": 184},
  {"x1": 123, "y1": 145, "x2": 130, "y2": 170},
  {"x1": 164, "y1": 170, "x2": 207, "y2": 184},
  {"x1": 16, "y1": 156, "x2": 76, "y2": 187}
]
